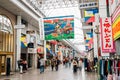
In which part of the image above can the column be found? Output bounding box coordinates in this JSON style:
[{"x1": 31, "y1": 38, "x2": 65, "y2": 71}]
[
  {"x1": 16, "y1": 16, "x2": 22, "y2": 70},
  {"x1": 44, "y1": 40, "x2": 46, "y2": 60},
  {"x1": 93, "y1": 22, "x2": 98, "y2": 58},
  {"x1": 34, "y1": 31, "x2": 37, "y2": 68},
  {"x1": 39, "y1": 18, "x2": 42, "y2": 40}
]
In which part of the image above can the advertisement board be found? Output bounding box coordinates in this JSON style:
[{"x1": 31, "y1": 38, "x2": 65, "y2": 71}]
[
  {"x1": 100, "y1": 17, "x2": 116, "y2": 53},
  {"x1": 44, "y1": 15, "x2": 74, "y2": 40}
]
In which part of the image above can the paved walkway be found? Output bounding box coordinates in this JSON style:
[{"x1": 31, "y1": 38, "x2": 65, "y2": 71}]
[{"x1": 0, "y1": 65, "x2": 98, "y2": 80}]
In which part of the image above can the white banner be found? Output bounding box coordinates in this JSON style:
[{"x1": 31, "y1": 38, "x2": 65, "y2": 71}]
[{"x1": 100, "y1": 17, "x2": 115, "y2": 53}]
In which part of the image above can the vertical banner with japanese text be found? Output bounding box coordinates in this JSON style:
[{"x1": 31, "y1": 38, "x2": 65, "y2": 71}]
[{"x1": 100, "y1": 17, "x2": 116, "y2": 53}]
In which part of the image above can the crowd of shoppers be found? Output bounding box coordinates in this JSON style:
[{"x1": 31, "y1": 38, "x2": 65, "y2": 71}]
[
  {"x1": 62, "y1": 57, "x2": 83, "y2": 73},
  {"x1": 18, "y1": 56, "x2": 83, "y2": 74},
  {"x1": 50, "y1": 57, "x2": 61, "y2": 71}
]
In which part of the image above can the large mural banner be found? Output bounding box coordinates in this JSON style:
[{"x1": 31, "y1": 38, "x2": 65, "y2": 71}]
[{"x1": 44, "y1": 15, "x2": 74, "y2": 40}]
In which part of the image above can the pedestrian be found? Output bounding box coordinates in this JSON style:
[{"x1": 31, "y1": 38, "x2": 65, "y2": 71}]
[
  {"x1": 68, "y1": 58, "x2": 71, "y2": 68},
  {"x1": 23, "y1": 59, "x2": 27, "y2": 73},
  {"x1": 51, "y1": 58, "x2": 55, "y2": 71},
  {"x1": 65, "y1": 57, "x2": 69, "y2": 68},
  {"x1": 39, "y1": 57, "x2": 45, "y2": 73},
  {"x1": 63, "y1": 59, "x2": 65, "y2": 65},
  {"x1": 19, "y1": 59, "x2": 23, "y2": 74},
  {"x1": 55, "y1": 57, "x2": 60, "y2": 71},
  {"x1": 78, "y1": 58, "x2": 83, "y2": 71},
  {"x1": 73, "y1": 59, "x2": 78, "y2": 73}
]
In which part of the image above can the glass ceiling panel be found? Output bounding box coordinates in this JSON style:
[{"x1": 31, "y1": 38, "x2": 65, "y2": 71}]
[
  {"x1": 32, "y1": 0, "x2": 78, "y2": 9},
  {"x1": 27, "y1": 0, "x2": 79, "y2": 16}
]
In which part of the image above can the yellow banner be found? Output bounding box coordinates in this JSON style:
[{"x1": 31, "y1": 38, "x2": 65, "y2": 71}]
[{"x1": 112, "y1": 15, "x2": 120, "y2": 40}]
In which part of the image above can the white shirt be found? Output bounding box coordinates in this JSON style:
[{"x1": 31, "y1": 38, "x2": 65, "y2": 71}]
[{"x1": 40, "y1": 59, "x2": 45, "y2": 66}]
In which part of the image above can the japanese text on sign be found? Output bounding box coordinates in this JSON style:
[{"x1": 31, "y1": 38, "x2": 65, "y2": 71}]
[
  {"x1": 79, "y1": 2, "x2": 98, "y2": 9},
  {"x1": 103, "y1": 18, "x2": 112, "y2": 48},
  {"x1": 100, "y1": 17, "x2": 115, "y2": 53}
]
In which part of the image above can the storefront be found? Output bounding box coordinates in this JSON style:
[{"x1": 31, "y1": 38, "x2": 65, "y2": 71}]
[
  {"x1": 112, "y1": 5, "x2": 120, "y2": 55},
  {"x1": 0, "y1": 14, "x2": 15, "y2": 75},
  {"x1": 37, "y1": 44, "x2": 44, "y2": 68},
  {"x1": 27, "y1": 30, "x2": 36, "y2": 68}
]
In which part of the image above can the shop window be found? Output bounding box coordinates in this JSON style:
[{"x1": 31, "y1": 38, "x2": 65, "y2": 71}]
[{"x1": 0, "y1": 15, "x2": 13, "y2": 52}]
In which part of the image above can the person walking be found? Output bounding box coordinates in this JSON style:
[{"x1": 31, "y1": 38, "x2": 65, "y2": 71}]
[
  {"x1": 68, "y1": 58, "x2": 72, "y2": 68},
  {"x1": 73, "y1": 59, "x2": 78, "y2": 73},
  {"x1": 78, "y1": 58, "x2": 83, "y2": 71},
  {"x1": 55, "y1": 57, "x2": 60, "y2": 71},
  {"x1": 65, "y1": 57, "x2": 69, "y2": 68},
  {"x1": 51, "y1": 58, "x2": 56, "y2": 71},
  {"x1": 39, "y1": 57, "x2": 45, "y2": 73}
]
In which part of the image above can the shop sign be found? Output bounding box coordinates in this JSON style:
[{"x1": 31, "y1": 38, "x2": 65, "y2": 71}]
[
  {"x1": 28, "y1": 48, "x2": 36, "y2": 53},
  {"x1": 14, "y1": 24, "x2": 25, "y2": 29},
  {"x1": 100, "y1": 17, "x2": 116, "y2": 53},
  {"x1": 79, "y1": 2, "x2": 98, "y2": 9},
  {"x1": 26, "y1": 30, "x2": 35, "y2": 34}
]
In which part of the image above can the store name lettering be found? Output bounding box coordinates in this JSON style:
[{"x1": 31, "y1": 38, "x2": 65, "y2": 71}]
[
  {"x1": 79, "y1": 2, "x2": 98, "y2": 9},
  {"x1": 103, "y1": 18, "x2": 112, "y2": 48}
]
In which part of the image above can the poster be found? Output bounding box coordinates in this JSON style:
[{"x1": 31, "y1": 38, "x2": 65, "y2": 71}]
[{"x1": 44, "y1": 15, "x2": 74, "y2": 40}]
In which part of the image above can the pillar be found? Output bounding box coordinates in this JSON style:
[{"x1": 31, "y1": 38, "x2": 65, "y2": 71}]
[
  {"x1": 93, "y1": 22, "x2": 98, "y2": 58},
  {"x1": 44, "y1": 40, "x2": 46, "y2": 60},
  {"x1": 16, "y1": 16, "x2": 22, "y2": 70}
]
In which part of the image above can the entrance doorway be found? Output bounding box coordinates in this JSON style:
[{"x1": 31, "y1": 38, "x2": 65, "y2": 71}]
[{"x1": 0, "y1": 55, "x2": 6, "y2": 75}]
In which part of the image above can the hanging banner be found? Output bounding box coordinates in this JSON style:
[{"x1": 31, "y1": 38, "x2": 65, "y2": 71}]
[
  {"x1": 44, "y1": 15, "x2": 74, "y2": 40},
  {"x1": 21, "y1": 34, "x2": 27, "y2": 48},
  {"x1": 85, "y1": 32, "x2": 93, "y2": 50},
  {"x1": 100, "y1": 17, "x2": 116, "y2": 53},
  {"x1": 84, "y1": 8, "x2": 98, "y2": 17},
  {"x1": 84, "y1": 8, "x2": 98, "y2": 23}
]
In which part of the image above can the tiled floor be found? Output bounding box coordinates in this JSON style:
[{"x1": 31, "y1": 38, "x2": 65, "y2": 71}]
[{"x1": 0, "y1": 65, "x2": 98, "y2": 80}]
